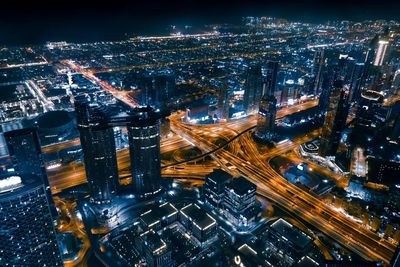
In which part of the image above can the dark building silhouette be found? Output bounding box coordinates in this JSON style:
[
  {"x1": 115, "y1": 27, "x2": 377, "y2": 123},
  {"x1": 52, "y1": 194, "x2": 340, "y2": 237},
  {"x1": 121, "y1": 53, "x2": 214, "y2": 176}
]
[
  {"x1": 127, "y1": 107, "x2": 162, "y2": 197},
  {"x1": 203, "y1": 169, "x2": 232, "y2": 208},
  {"x1": 4, "y1": 128, "x2": 47, "y2": 181},
  {"x1": 255, "y1": 62, "x2": 279, "y2": 141},
  {"x1": 217, "y1": 83, "x2": 230, "y2": 119},
  {"x1": 0, "y1": 174, "x2": 63, "y2": 266},
  {"x1": 243, "y1": 65, "x2": 263, "y2": 114},
  {"x1": 311, "y1": 50, "x2": 325, "y2": 96},
  {"x1": 4, "y1": 127, "x2": 56, "y2": 215},
  {"x1": 263, "y1": 61, "x2": 279, "y2": 96},
  {"x1": 255, "y1": 94, "x2": 277, "y2": 141},
  {"x1": 319, "y1": 81, "x2": 349, "y2": 157},
  {"x1": 75, "y1": 97, "x2": 119, "y2": 203}
]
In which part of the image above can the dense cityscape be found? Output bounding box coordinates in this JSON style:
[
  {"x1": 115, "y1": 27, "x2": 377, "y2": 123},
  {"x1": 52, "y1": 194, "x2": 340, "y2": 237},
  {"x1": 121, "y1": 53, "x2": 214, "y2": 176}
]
[{"x1": 1, "y1": 6, "x2": 400, "y2": 267}]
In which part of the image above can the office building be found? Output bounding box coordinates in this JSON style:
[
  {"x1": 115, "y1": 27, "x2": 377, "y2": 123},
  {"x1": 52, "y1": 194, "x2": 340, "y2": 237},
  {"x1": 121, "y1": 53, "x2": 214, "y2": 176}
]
[
  {"x1": 179, "y1": 203, "x2": 217, "y2": 245},
  {"x1": 0, "y1": 174, "x2": 63, "y2": 266},
  {"x1": 75, "y1": 97, "x2": 119, "y2": 203},
  {"x1": 311, "y1": 50, "x2": 325, "y2": 96},
  {"x1": 223, "y1": 176, "x2": 257, "y2": 228},
  {"x1": 4, "y1": 128, "x2": 47, "y2": 181},
  {"x1": 127, "y1": 107, "x2": 162, "y2": 197},
  {"x1": 319, "y1": 81, "x2": 349, "y2": 157},
  {"x1": 263, "y1": 61, "x2": 279, "y2": 96},
  {"x1": 243, "y1": 65, "x2": 263, "y2": 114},
  {"x1": 4, "y1": 128, "x2": 55, "y2": 215},
  {"x1": 135, "y1": 230, "x2": 174, "y2": 267},
  {"x1": 255, "y1": 94, "x2": 277, "y2": 141},
  {"x1": 217, "y1": 83, "x2": 230, "y2": 119},
  {"x1": 203, "y1": 169, "x2": 232, "y2": 208},
  {"x1": 373, "y1": 40, "x2": 390, "y2": 66}
]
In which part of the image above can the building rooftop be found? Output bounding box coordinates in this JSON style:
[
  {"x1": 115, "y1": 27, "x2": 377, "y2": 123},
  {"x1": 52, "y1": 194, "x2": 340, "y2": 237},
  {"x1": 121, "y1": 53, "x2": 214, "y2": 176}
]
[
  {"x1": 270, "y1": 218, "x2": 312, "y2": 251},
  {"x1": 140, "y1": 230, "x2": 168, "y2": 256},
  {"x1": 180, "y1": 203, "x2": 216, "y2": 230},
  {"x1": 225, "y1": 176, "x2": 256, "y2": 196},
  {"x1": 206, "y1": 169, "x2": 232, "y2": 184},
  {"x1": 140, "y1": 202, "x2": 178, "y2": 228}
]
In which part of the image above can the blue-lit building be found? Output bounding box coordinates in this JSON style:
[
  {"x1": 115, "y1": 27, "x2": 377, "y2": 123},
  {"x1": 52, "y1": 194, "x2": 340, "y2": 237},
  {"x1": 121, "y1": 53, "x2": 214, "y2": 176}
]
[
  {"x1": 203, "y1": 169, "x2": 232, "y2": 208},
  {"x1": 128, "y1": 107, "x2": 163, "y2": 197},
  {"x1": 0, "y1": 174, "x2": 63, "y2": 266},
  {"x1": 243, "y1": 65, "x2": 263, "y2": 114},
  {"x1": 223, "y1": 176, "x2": 257, "y2": 228},
  {"x1": 75, "y1": 96, "x2": 119, "y2": 203}
]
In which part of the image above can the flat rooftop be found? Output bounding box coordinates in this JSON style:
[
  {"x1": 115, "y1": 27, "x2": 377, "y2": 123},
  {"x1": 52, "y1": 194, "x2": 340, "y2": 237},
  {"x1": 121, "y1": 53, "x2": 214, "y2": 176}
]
[
  {"x1": 225, "y1": 176, "x2": 256, "y2": 196},
  {"x1": 140, "y1": 230, "x2": 168, "y2": 256},
  {"x1": 180, "y1": 203, "x2": 216, "y2": 230},
  {"x1": 270, "y1": 218, "x2": 312, "y2": 251},
  {"x1": 140, "y1": 202, "x2": 178, "y2": 227}
]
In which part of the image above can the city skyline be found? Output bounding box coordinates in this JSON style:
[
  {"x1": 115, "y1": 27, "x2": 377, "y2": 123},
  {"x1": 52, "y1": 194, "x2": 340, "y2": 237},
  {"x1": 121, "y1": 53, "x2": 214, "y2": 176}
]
[{"x1": 0, "y1": 7, "x2": 400, "y2": 267}]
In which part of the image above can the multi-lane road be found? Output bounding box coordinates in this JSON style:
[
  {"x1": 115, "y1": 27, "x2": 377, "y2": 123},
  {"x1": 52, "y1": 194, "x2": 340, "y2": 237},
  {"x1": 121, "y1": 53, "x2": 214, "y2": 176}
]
[{"x1": 169, "y1": 110, "x2": 396, "y2": 265}]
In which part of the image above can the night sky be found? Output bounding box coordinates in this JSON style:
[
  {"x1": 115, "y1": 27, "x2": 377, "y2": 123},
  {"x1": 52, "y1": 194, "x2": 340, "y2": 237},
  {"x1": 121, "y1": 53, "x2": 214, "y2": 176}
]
[{"x1": 1, "y1": 0, "x2": 399, "y2": 45}]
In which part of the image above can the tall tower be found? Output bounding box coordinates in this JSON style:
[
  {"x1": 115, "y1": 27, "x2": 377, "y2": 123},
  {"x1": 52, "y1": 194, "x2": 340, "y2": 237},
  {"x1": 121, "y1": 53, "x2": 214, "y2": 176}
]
[
  {"x1": 127, "y1": 107, "x2": 163, "y2": 197},
  {"x1": 255, "y1": 61, "x2": 278, "y2": 141},
  {"x1": 4, "y1": 128, "x2": 47, "y2": 181},
  {"x1": 217, "y1": 83, "x2": 230, "y2": 119},
  {"x1": 263, "y1": 61, "x2": 279, "y2": 96},
  {"x1": 4, "y1": 128, "x2": 56, "y2": 215},
  {"x1": 311, "y1": 50, "x2": 325, "y2": 96},
  {"x1": 75, "y1": 96, "x2": 119, "y2": 203},
  {"x1": 373, "y1": 40, "x2": 390, "y2": 67},
  {"x1": 255, "y1": 95, "x2": 277, "y2": 141},
  {"x1": 319, "y1": 81, "x2": 349, "y2": 157},
  {"x1": 0, "y1": 174, "x2": 63, "y2": 266},
  {"x1": 243, "y1": 65, "x2": 263, "y2": 114}
]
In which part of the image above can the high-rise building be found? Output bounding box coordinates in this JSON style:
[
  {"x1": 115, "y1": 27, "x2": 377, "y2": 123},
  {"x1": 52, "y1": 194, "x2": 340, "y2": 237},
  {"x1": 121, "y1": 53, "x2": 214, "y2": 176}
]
[
  {"x1": 0, "y1": 174, "x2": 63, "y2": 266},
  {"x1": 243, "y1": 65, "x2": 263, "y2": 114},
  {"x1": 223, "y1": 176, "x2": 257, "y2": 228},
  {"x1": 255, "y1": 62, "x2": 278, "y2": 141},
  {"x1": 319, "y1": 81, "x2": 349, "y2": 157},
  {"x1": 348, "y1": 63, "x2": 365, "y2": 102},
  {"x1": 154, "y1": 74, "x2": 176, "y2": 105},
  {"x1": 255, "y1": 94, "x2": 277, "y2": 141},
  {"x1": 4, "y1": 128, "x2": 55, "y2": 215},
  {"x1": 138, "y1": 74, "x2": 156, "y2": 107},
  {"x1": 373, "y1": 40, "x2": 390, "y2": 66},
  {"x1": 263, "y1": 61, "x2": 279, "y2": 96},
  {"x1": 127, "y1": 107, "x2": 162, "y2": 197},
  {"x1": 217, "y1": 83, "x2": 230, "y2": 119},
  {"x1": 311, "y1": 50, "x2": 325, "y2": 96},
  {"x1": 75, "y1": 97, "x2": 119, "y2": 203},
  {"x1": 203, "y1": 169, "x2": 232, "y2": 208},
  {"x1": 4, "y1": 128, "x2": 47, "y2": 181}
]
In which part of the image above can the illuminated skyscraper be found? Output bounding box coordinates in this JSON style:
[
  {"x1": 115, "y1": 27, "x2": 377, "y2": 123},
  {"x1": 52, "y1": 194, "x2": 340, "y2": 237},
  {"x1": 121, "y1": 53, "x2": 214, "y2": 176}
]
[
  {"x1": 217, "y1": 83, "x2": 230, "y2": 119},
  {"x1": 0, "y1": 174, "x2": 63, "y2": 266},
  {"x1": 373, "y1": 40, "x2": 390, "y2": 66},
  {"x1": 311, "y1": 50, "x2": 325, "y2": 96},
  {"x1": 75, "y1": 97, "x2": 119, "y2": 203},
  {"x1": 319, "y1": 81, "x2": 349, "y2": 157},
  {"x1": 243, "y1": 65, "x2": 263, "y2": 114},
  {"x1": 255, "y1": 61, "x2": 278, "y2": 141},
  {"x1": 127, "y1": 107, "x2": 162, "y2": 197},
  {"x1": 4, "y1": 128, "x2": 46, "y2": 181},
  {"x1": 263, "y1": 61, "x2": 279, "y2": 96},
  {"x1": 255, "y1": 95, "x2": 277, "y2": 141},
  {"x1": 4, "y1": 128, "x2": 56, "y2": 215}
]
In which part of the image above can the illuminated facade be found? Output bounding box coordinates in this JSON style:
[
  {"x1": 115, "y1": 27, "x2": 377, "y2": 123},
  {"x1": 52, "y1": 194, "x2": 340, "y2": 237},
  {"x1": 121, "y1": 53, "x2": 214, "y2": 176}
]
[
  {"x1": 128, "y1": 107, "x2": 162, "y2": 197},
  {"x1": 75, "y1": 97, "x2": 119, "y2": 203},
  {"x1": 319, "y1": 81, "x2": 349, "y2": 157},
  {"x1": 0, "y1": 174, "x2": 62, "y2": 266},
  {"x1": 243, "y1": 65, "x2": 263, "y2": 114},
  {"x1": 373, "y1": 40, "x2": 389, "y2": 66}
]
